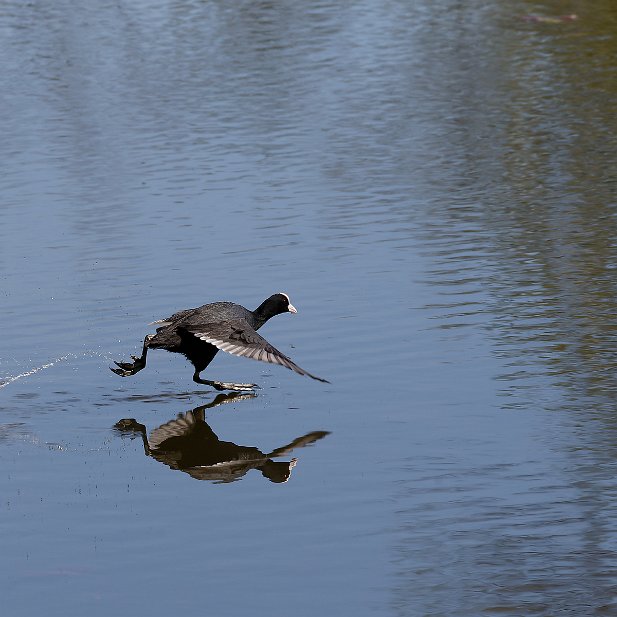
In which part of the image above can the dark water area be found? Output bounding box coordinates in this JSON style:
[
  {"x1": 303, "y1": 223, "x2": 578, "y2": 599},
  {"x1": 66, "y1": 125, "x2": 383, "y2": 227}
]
[{"x1": 1, "y1": 0, "x2": 617, "y2": 615}]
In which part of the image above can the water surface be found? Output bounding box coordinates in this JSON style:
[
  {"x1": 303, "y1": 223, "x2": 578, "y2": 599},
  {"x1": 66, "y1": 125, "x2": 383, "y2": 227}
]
[{"x1": 1, "y1": 1, "x2": 617, "y2": 615}]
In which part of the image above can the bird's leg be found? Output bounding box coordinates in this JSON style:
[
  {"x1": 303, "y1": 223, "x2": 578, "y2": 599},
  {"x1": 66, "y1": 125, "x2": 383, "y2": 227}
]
[
  {"x1": 192, "y1": 371, "x2": 260, "y2": 392},
  {"x1": 111, "y1": 334, "x2": 153, "y2": 377}
]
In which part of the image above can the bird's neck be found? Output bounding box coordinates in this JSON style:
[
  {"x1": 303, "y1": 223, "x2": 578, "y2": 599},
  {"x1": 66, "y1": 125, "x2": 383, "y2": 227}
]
[{"x1": 253, "y1": 301, "x2": 278, "y2": 329}]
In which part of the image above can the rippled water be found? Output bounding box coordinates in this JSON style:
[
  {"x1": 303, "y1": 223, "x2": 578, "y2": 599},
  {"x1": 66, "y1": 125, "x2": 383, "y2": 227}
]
[{"x1": 1, "y1": 1, "x2": 617, "y2": 615}]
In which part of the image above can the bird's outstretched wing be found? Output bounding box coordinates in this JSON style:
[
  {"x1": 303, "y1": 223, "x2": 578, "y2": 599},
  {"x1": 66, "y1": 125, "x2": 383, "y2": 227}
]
[
  {"x1": 267, "y1": 431, "x2": 330, "y2": 458},
  {"x1": 148, "y1": 411, "x2": 199, "y2": 449},
  {"x1": 184, "y1": 320, "x2": 329, "y2": 383}
]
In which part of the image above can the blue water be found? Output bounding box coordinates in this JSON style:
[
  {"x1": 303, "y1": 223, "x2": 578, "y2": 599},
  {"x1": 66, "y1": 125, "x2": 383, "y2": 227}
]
[{"x1": 1, "y1": 1, "x2": 617, "y2": 615}]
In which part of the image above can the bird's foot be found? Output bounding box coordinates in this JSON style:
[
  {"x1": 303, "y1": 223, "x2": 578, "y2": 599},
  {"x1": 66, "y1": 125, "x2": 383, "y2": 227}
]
[
  {"x1": 114, "y1": 418, "x2": 144, "y2": 432},
  {"x1": 211, "y1": 381, "x2": 261, "y2": 392},
  {"x1": 193, "y1": 376, "x2": 260, "y2": 392},
  {"x1": 110, "y1": 357, "x2": 146, "y2": 377}
]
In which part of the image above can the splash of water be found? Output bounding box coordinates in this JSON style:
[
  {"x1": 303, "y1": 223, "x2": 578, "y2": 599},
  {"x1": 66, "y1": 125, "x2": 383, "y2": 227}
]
[{"x1": 0, "y1": 350, "x2": 115, "y2": 389}]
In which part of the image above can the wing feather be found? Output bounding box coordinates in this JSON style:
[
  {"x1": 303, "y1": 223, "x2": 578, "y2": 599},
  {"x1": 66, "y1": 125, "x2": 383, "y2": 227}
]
[
  {"x1": 185, "y1": 320, "x2": 329, "y2": 383},
  {"x1": 149, "y1": 411, "x2": 197, "y2": 449}
]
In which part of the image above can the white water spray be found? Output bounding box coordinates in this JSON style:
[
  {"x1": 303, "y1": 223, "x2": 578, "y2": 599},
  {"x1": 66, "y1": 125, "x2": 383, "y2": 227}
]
[{"x1": 0, "y1": 350, "x2": 115, "y2": 389}]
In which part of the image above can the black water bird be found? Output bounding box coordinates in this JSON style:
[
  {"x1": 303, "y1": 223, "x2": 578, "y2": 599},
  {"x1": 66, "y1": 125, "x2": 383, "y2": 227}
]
[
  {"x1": 114, "y1": 394, "x2": 330, "y2": 483},
  {"x1": 111, "y1": 293, "x2": 329, "y2": 391}
]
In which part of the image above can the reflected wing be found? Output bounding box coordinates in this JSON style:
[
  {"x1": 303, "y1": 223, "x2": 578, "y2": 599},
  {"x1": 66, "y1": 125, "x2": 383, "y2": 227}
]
[
  {"x1": 268, "y1": 431, "x2": 330, "y2": 458},
  {"x1": 148, "y1": 410, "x2": 198, "y2": 449},
  {"x1": 185, "y1": 320, "x2": 329, "y2": 383}
]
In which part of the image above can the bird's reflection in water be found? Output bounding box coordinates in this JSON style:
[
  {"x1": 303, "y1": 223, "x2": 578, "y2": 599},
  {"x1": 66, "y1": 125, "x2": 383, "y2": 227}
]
[{"x1": 114, "y1": 393, "x2": 330, "y2": 483}]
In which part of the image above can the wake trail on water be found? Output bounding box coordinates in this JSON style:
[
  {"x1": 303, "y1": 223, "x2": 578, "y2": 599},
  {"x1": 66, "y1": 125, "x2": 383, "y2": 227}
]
[{"x1": 0, "y1": 350, "x2": 115, "y2": 390}]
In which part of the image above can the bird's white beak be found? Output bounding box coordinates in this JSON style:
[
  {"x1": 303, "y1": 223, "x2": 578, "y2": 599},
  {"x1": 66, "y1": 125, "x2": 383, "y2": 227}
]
[{"x1": 288, "y1": 303, "x2": 298, "y2": 314}]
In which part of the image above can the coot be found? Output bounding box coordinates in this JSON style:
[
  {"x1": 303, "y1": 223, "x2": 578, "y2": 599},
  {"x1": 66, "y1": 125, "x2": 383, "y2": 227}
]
[{"x1": 111, "y1": 293, "x2": 328, "y2": 391}]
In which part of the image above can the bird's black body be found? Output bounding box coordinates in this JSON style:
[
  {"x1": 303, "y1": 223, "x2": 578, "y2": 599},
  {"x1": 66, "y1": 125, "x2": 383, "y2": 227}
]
[
  {"x1": 111, "y1": 293, "x2": 328, "y2": 391},
  {"x1": 148, "y1": 301, "x2": 269, "y2": 373}
]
